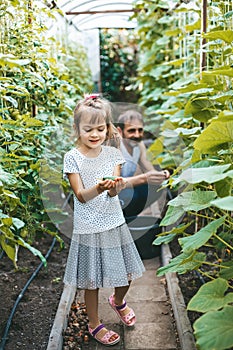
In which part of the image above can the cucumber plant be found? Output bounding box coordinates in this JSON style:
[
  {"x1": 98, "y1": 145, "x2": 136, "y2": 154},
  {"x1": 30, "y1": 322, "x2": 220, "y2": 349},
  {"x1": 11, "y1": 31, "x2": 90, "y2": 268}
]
[
  {"x1": 0, "y1": 0, "x2": 93, "y2": 266},
  {"x1": 133, "y1": 0, "x2": 233, "y2": 348}
]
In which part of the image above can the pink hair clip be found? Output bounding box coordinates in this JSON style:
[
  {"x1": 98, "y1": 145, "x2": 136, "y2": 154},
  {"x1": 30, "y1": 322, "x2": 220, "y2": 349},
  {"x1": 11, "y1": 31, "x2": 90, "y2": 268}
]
[{"x1": 84, "y1": 93, "x2": 100, "y2": 101}]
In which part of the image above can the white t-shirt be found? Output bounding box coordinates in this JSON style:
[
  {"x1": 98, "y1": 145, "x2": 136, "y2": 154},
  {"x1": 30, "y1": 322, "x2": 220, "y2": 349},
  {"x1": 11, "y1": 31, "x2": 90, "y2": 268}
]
[
  {"x1": 120, "y1": 142, "x2": 140, "y2": 177},
  {"x1": 63, "y1": 146, "x2": 126, "y2": 234}
]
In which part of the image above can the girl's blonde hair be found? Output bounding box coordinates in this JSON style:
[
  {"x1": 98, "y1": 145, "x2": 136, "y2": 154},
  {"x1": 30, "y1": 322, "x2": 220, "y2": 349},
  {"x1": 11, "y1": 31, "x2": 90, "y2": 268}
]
[{"x1": 73, "y1": 94, "x2": 121, "y2": 148}]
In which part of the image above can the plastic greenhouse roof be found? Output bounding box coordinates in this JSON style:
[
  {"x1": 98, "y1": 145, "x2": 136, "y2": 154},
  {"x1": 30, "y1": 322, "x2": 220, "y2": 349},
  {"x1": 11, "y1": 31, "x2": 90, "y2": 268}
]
[{"x1": 55, "y1": 0, "x2": 137, "y2": 30}]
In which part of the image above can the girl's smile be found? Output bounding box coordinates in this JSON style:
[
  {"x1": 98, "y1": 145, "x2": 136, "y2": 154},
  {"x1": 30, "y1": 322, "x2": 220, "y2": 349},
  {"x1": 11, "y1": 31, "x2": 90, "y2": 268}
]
[{"x1": 78, "y1": 121, "x2": 107, "y2": 154}]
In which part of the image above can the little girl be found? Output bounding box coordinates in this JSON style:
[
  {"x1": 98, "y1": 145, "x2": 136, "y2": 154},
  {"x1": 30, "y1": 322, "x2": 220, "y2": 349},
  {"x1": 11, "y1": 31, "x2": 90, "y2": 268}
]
[{"x1": 63, "y1": 94, "x2": 145, "y2": 346}]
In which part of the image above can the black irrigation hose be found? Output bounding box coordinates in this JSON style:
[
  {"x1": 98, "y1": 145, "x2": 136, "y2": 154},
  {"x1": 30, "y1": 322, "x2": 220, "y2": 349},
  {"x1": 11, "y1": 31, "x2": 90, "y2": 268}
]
[
  {"x1": 0, "y1": 236, "x2": 57, "y2": 350},
  {"x1": 0, "y1": 250, "x2": 4, "y2": 260},
  {"x1": 195, "y1": 270, "x2": 206, "y2": 285}
]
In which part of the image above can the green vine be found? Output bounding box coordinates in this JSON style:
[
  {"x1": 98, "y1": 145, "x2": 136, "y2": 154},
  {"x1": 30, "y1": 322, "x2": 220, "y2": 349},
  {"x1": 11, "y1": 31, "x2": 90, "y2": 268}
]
[
  {"x1": 133, "y1": 0, "x2": 233, "y2": 349},
  {"x1": 0, "y1": 0, "x2": 93, "y2": 267}
]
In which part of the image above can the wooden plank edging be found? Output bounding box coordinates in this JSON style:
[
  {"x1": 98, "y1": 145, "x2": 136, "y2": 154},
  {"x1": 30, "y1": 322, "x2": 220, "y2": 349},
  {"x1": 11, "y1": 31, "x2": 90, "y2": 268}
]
[
  {"x1": 161, "y1": 244, "x2": 197, "y2": 350},
  {"x1": 46, "y1": 284, "x2": 76, "y2": 350}
]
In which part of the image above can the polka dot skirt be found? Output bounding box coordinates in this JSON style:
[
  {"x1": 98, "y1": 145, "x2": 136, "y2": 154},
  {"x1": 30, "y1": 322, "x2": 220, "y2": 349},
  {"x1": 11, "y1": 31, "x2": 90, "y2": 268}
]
[{"x1": 63, "y1": 223, "x2": 145, "y2": 289}]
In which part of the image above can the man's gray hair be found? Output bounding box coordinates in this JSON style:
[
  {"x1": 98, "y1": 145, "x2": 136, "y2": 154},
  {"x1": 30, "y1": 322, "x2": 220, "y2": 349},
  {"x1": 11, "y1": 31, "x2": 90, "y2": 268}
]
[{"x1": 117, "y1": 110, "x2": 144, "y2": 130}]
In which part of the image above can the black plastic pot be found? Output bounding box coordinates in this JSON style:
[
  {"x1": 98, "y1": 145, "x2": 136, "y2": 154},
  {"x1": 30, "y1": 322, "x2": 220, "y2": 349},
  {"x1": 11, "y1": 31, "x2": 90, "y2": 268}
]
[{"x1": 125, "y1": 216, "x2": 161, "y2": 259}]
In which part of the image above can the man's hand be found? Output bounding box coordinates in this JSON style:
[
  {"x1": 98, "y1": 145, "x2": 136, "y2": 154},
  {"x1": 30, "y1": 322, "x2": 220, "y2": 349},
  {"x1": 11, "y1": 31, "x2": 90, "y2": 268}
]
[
  {"x1": 115, "y1": 177, "x2": 127, "y2": 192},
  {"x1": 145, "y1": 169, "x2": 170, "y2": 185}
]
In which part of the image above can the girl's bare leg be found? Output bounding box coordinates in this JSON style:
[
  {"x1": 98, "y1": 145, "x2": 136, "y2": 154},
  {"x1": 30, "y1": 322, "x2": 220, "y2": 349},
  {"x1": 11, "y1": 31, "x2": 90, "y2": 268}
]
[
  {"x1": 84, "y1": 289, "x2": 99, "y2": 328},
  {"x1": 113, "y1": 282, "x2": 135, "y2": 325},
  {"x1": 85, "y1": 289, "x2": 119, "y2": 341},
  {"x1": 114, "y1": 283, "x2": 131, "y2": 306}
]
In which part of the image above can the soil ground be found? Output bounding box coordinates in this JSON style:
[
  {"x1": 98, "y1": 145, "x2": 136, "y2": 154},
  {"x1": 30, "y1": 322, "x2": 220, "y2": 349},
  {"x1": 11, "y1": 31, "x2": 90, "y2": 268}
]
[
  {"x1": 0, "y1": 232, "x2": 198, "y2": 350},
  {"x1": 0, "y1": 232, "x2": 70, "y2": 350}
]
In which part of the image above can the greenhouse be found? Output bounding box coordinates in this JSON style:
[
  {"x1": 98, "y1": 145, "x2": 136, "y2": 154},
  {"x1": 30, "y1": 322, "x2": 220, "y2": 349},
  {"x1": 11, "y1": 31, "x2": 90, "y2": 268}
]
[{"x1": 0, "y1": 0, "x2": 233, "y2": 349}]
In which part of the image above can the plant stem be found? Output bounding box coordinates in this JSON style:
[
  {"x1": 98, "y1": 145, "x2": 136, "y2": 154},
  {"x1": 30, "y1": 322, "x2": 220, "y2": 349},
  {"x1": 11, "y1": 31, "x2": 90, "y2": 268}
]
[
  {"x1": 189, "y1": 210, "x2": 232, "y2": 229},
  {"x1": 189, "y1": 211, "x2": 210, "y2": 220},
  {"x1": 213, "y1": 233, "x2": 233, "y2": 251},
  {"x1": 197, "y1": 269, "x2": 214, "y2": 281},
  {"x1": 208, "y1": 207, "x2": 232, "y2": 227},
  {"x1": 199, "y1": 260, "x2": 230, "y2": 269}
]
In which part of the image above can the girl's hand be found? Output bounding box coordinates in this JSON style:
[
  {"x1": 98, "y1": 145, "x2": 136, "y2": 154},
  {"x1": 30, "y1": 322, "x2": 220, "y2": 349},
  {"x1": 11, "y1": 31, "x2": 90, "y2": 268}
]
[
  {"x1": 107, "y1": 177, "x2": 127, "y2": 197},
  {"x1": 97, "y1": 178, "x2": 116, "y2": 193}
]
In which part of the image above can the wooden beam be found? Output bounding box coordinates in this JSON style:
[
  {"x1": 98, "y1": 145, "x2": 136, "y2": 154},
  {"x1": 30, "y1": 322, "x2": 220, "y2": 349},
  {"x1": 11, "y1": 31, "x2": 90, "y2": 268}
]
[{"x1": 201, "y1": 0, "x2": 207, "y2": 71}]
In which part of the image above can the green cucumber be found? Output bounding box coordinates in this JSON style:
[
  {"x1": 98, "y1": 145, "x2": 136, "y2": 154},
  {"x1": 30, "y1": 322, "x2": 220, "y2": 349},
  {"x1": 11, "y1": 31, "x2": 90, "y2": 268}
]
[{"x1": 102, "y1": 176, "x2": 118, "y2": 180}]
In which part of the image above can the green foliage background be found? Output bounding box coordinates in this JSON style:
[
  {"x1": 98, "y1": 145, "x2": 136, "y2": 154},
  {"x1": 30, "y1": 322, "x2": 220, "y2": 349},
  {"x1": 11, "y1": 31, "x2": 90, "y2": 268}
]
[
  {"x1": 0, "y1": 0, "x2": 93, "y2": 266},
  {"x1": 133, "y1": 0, "x2": 233, "y2": 349},
  {"x1": 100, "y1": 28, "x2": 140, "y2": 102}
]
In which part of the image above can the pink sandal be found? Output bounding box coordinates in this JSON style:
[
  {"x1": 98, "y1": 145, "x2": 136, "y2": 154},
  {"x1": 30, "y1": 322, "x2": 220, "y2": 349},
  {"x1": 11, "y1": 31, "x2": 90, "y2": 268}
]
[
  {"x1": 88, "y1": 323, "x2": 120, "y2": 346},
  {"x1": 108, "y1": 294, "x2": 136, "y2": 327}
]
